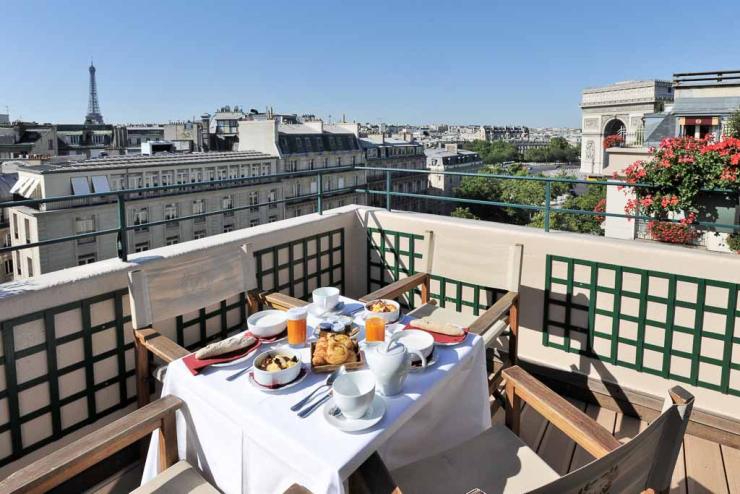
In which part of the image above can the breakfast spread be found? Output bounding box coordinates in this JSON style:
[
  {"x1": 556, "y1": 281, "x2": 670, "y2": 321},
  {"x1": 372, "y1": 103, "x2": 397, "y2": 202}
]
[
  {"x1": 365, "y1": 299, "x2": 396, "y2": 313},
  {"x1": 195, "y1": 334, "x2": 257, "y2": 360},
  {"x1": 409, "y1": 317, "x2": 465, "y2": 336},
  {"x1": 312, "y1": 333, "x2": 359, "y2": 366},
  {"x1": 258, "y1": 353, "x2": 299, "y2": 372}
]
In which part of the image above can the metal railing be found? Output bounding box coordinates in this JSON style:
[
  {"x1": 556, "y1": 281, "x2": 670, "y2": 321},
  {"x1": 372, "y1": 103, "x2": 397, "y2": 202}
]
[
  {"x1": 354, "y1": 166, "x2": 739, "y2": 234},
  {"x1": 0, "y1": 167, "x2": 359, "y2": 262}
]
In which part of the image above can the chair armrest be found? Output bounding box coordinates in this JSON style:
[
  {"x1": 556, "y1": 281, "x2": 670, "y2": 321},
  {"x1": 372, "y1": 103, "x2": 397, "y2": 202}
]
[
  {"x1": 469, "y1": 291, "x2": 518, "y2": 337},
  {"x1": 135, "y1": 328, "x2": 189, "y2": 363},
  {"x1": 360, "y1": 272, "x2": 430, "y2": 303},
  {"x1": 503, "y1": 366, "x2": 621, "y2": 459},
  {"x1": 263, "y1": 292, "x2": 309, "y2": 311},
  {"x1": 0, "y1": 396, "x2": 183, "y2": 494}
]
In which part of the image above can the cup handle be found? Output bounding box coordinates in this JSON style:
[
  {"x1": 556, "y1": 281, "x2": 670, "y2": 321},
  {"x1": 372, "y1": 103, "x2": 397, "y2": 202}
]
[{"x1": 409, "y1": 349, "x2": 427, "y2": 369}]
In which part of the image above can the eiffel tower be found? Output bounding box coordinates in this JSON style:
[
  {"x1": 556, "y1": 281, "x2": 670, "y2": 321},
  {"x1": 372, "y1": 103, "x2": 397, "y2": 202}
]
[{"x1": 85, "y1": 61, "x2": 104, "y2": 125}]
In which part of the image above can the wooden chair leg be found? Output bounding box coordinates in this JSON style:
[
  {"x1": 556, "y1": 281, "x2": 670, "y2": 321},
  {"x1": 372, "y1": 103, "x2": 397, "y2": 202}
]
[
  {"x1": 508, "y1": 298, "x2": 519, "y2": 366},
  {"x1": 420, "y1": 274, "x2": 430, "y2": 304},
  {"x1": 158, "y1": 409, "x2": 179, "y2": 473},
  {"x1": 134, "y1": 331, "x2": 150, "y2": 408},
  {"x1": 505, "y1": 378, "x2": 521, "y2": 436}
]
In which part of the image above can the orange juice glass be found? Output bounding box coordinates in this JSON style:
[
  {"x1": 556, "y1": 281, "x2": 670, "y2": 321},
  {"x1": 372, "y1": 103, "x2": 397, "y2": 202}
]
[
  {"x1": 365, "y1": 316, "x2": 386, "y2": 343},
  {"x1": 286, "y1": 307, "x2": 308, "y2": 347}
]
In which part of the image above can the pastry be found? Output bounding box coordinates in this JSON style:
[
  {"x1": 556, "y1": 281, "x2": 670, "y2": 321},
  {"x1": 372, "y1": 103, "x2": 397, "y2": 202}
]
[
  {"x1": 312, "y1": 333, "x2": 358, "y2": 366},
  {"x1": 195, "y1": 334, "x2": 256, "y2": 359}
]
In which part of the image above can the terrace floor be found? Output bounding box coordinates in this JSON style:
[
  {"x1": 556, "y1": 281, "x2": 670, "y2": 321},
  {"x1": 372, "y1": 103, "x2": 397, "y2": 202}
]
[{"x1": 87, "y1": 397, "x2": 740, "y2": 494}]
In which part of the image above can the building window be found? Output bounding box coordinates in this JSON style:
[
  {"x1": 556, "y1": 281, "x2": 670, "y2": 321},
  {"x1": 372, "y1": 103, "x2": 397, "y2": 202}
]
[
  {"x1": 15, "y1": 252, "x2": 20, "y2": 275},
  {"x1": 268, "y1": 189, "x2": 278, "y2": 208},
  {"x1": 4, "y1": 259, "x2": 13, "y2": 275},
  {"x1": 193, "y1": 199, "x2": 206, "y2": 223},
  {"x1": 2, "y1": 232, "x2": 9, "y2": 248},
  {"x1": 166, "y1": 235, "x2": 179, "y2": 246},
  {"x1": 24, "y1": 218, "x2": 30, "y2": 243},
  {"x1": 323, "y1": 158, "x2": 329, "y2": 167},
  {"x1": 262, "y1": 163, "x2": 271, "y2": 176},
  {"x1": 337, "y1": 157, "x2": 342, "y2": 167},
  {"x1": 13, "y1": 213, "x2": 19, "y2": 239},
  {"x1": 251, "y1": 164, "x2": 259, "y2": 177},
  {"x1": 133, "y1": 208, "x2": 149, "y2": 231},
  {"x1": 135, "y1": 242, "x2": 149, "y2": 253},
  {"x1": 338, "y1": 177, "x2": 345, "y2": 189},
  {"x1": 309, "y1": 159, "x2": 315, "y2": 170},
  {"x1": 76, "y1": 216, "x2": 96, "y2": 244},
  {"x1": 164, "y1": 203, "x2": 178, "y2": 221},
  {"x1": 224, "y1": 224, "x2": 234, "y2": 233},
  {"x1": 352, "y1": 155, "x2": 356, "y2": 165},
  {"x1": 193, "y1": 230, "x2": 206, "y2": 240},
  {"x1": 249, "y1": 192, "x2": 259, "y2": 212},
  {"x1": 249, "y1": 219, "x2": 259, "y2": 227},
  {"x1": 26, "y1": 257, "x2": 33, "y2": 277},
  {"x1": 295, "y1": 208, "x2": 302, "y2": 217},
  {"x1": 222, "y1": 195, "x2": 234, "y2": 216},
  {"x1": 286, "y1": 160, "x2": 297, "y2": 173},
  {"x1": 268, "y1": 215, "x2": 277, "y2": 223},
  {"x1": 161, "y1": 171, "x2": 173, "y2": 186},
  {"x1": 78, "y1": 254, "x2": 96, "y2": 265}
]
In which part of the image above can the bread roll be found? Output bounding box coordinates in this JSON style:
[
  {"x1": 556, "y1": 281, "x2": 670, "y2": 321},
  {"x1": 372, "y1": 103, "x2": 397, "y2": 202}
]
[{"x1": 410, "y1": 317, "x2": 464, "y2": 336}]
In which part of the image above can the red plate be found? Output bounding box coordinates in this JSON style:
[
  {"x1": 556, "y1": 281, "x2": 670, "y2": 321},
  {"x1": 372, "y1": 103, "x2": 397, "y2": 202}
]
[{"x1": 403, "y1": 323, "x2": 468, "y2": 345}]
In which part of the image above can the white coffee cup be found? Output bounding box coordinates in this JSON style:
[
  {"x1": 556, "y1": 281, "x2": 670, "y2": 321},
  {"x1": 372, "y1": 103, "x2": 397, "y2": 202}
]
[
  {"x1": 313, "y1": 286, "x2": 340, "y2": 311},
  {"x1": 332, "y1": 371, "x2": 376, "y2": 419}
]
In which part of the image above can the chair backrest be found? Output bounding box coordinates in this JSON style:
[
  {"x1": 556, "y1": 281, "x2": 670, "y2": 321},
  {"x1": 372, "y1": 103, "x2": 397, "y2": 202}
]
[
  {"x1": 530, "y1": 386, "x2": 694, "y2": 494},
  {"x1": 421, "y1": 230, "x2": 523, "y2": 292},
  {"x1": 128, "y1": 243, "x2": 256, "y2": 329}
]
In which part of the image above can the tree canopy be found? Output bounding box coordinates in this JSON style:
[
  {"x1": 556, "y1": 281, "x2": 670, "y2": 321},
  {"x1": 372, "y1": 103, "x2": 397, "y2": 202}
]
[{"x1": 464, "y1": 137, "x2": 579, "y2": 165}]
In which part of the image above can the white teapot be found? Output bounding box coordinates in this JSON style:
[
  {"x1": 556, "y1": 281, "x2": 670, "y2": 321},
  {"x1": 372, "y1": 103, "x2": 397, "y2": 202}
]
[{"x1": 365, "y1": 331, "x2": 427, "y2": 396}]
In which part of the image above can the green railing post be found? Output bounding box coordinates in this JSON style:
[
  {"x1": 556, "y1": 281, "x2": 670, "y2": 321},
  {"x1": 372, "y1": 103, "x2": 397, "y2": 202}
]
[
  {"x1": 385, "y1": 170, "x2": 392, "y2": 211},
  {"x1": 317, "y1": 173, "x2": 323, "y2": 215},
  {"x1": 544, "y1": 181, "x2": 552, "y2": 232},
  {"x1": 117, "y1": 193, "x2": 128, "y2": 261}
]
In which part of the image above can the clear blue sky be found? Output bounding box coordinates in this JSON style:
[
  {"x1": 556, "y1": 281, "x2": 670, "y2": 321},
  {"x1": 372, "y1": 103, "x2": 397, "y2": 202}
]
[{"x1": 3, "y1": 0, "x2": 739, "y2": 127}]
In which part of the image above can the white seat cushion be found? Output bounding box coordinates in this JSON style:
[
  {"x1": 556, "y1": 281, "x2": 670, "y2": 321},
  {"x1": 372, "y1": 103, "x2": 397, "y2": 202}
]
[
  {"x1": 391, "y1": 425, "x2": 559, "y2": 494},
  {"x1": 132, "y1": 461, "x2": 220, "y2": 494}
]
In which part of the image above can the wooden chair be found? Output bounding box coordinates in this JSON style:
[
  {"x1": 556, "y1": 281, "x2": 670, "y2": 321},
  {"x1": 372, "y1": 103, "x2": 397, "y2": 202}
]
[
  {"x1": 0, "y1": 396, "x2": 311, "y2": 494},
  {"x1": 351, "y1": 365, "x2": 694, "y2": 494},
  {"x1": 361, "y1": 230, "x2": 523, "y2": 400},
  {"x1": 128, "y1": 242, "x2": 309, "y2": 408},
  {"x1": 128, "y1": 243, "x2": 259, "y2": 407}
]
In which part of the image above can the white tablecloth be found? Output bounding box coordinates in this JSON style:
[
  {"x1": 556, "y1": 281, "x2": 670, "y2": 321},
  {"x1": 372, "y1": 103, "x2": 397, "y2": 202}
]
[{"x1": 142, "y1": 297, "x2": 491, "y2": 494}]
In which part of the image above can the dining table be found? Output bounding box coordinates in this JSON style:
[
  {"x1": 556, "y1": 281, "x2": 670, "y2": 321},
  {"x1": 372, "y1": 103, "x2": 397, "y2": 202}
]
[{"x1": 141, "y1": 295, "x2": 492, "y2": 494}]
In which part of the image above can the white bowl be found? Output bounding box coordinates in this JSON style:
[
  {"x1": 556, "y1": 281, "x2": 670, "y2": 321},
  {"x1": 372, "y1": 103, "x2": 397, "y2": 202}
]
[
  {"x1": 395, "y1": 330, "x2": 434, "y2": 360},
  {"x1": 313, "y1": 286, "x2": 340, "y2": 312},
  {"x1": 247, "y1": 310, "x2": 288, "y2": 338},
  {"x1": 252, "y1": 349, "x2": 302, "y2": 387},
  {"x1": 364, "y1": 299, "x2": 400, "y2": 323},
  {"x1": 332, "y1": 370, "x2": 376, "y2": 420}
]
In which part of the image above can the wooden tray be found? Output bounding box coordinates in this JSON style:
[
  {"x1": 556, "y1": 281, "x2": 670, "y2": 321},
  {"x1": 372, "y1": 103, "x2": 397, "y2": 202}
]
[{"x1": 310, "y1": 339, "x2": 366, "y2": 373}]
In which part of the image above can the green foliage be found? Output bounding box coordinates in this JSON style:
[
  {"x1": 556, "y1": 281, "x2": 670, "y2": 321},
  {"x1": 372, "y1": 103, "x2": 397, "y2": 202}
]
[
  {"x1": 727, "y1": 232, "x2": 740, "y2": 253},
  {"x1": 464, "y1": 140, "x2": 520, "y2": 164},
  {"x1": 726, "y1": 108, "x2": 740, "y2": 138},
  {"x1": 453, "y1": 164, "x2": 571, "y2": 226},
  {"x1": 450, "y1": 207, "x2": 479, "y2": 220},
  {"x1": 530, "y1": 185, "x2": 606, "y2": 235},
  {"x1": 522, "y1": 137, "x2": 580, "y2": 163}
]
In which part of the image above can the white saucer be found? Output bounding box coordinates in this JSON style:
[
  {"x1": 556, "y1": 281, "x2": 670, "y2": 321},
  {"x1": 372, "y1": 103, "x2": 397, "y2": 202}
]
[
  {"x1": 409, "y1": 349, "x2": 438, "y2": 372},
  {"x1": 323, "y1": 394, "x2": 386, "y2": 432},
  {"x1": 308, "y1": 301, "x2": 345, "y2": 317},
  {"x1": 247, "y1": 365, "x2": 309, "y2": 393}
]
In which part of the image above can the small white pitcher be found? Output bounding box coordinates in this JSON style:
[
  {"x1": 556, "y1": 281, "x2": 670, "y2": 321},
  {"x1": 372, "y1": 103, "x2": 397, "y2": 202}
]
[{"x1": 365, "y1": 331, "x2": 427, "y2": 396}]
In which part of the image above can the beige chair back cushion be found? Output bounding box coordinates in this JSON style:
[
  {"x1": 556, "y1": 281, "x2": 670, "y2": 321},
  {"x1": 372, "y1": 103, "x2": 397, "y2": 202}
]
[
  {"x1": 127, "y1": 244, "x2": 256, "y2": 329},
  {"x1": 530, "y1": 389, "x2": 694, "y2": 493},
  {"x1": 421, "y1": 230, "x2": 522, "y2": 292}
]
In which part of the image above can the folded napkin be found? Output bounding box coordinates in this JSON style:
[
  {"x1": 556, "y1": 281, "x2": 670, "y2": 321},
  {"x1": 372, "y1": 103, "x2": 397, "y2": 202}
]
[
  {"x1": 183, "y1": 334, "x2": 260, "y2": 376},
  {"x1": 409, "y1": 317, "x2": 464, "y2": 336},
  {"x1": 405, "y1": 319, "x2": 468, "y2": 345}
]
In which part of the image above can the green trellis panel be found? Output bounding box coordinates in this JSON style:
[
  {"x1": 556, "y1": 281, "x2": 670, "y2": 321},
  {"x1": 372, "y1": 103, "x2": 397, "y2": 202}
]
[
  {"x1": 543, "y1": 255, "x2": 740, "y2": 396},
  {"x1": 366, "y1": 227, "x2": 504, "y2": 314},
  {"x1": 0, "y1": 289, "x2": 135, "y2": 467}
]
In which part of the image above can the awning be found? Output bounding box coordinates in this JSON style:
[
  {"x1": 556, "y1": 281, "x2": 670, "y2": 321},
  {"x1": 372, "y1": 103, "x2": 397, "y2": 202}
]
[{"x1": 679, "y1": 117, "x2": 719, "y2": 126}]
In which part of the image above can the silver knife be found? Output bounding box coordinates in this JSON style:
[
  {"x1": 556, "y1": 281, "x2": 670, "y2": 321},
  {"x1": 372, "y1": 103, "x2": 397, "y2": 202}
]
[{"x1": 298, "y1": 390, "x2": 332, "y2": 418}]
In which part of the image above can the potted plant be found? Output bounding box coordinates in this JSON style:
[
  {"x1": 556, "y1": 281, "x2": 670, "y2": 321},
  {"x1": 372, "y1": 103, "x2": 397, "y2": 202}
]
[
  {"x1": 603, "y1": 135, "x2": 624, "y2": 149},
  {"x1": 727, "y1": 232, "x2": 740, "y2": 253},
  {"x1": 620, "y1": 135, "x2": 740, "y2": 246}
]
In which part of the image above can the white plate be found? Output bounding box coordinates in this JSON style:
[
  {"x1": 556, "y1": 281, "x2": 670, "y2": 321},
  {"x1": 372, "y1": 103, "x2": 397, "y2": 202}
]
[
  {"x1": 308, "y1": 301, "x2": 346, "y2": 317},
  {"x1": 323, "y1": 394, "x2": 386, "y2": 432},
  {"x1": 247, "y1": 365, "x2": 309, "y2": 393}
]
